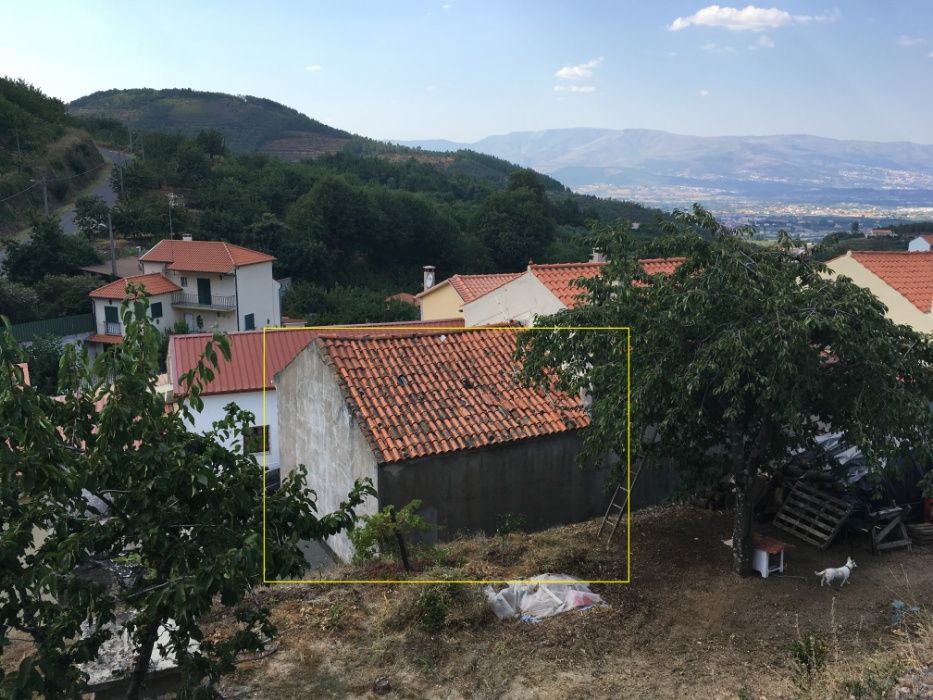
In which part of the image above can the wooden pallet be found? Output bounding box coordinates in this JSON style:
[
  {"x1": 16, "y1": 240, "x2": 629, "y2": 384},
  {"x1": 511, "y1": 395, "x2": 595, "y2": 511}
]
[{"x1": 773, "y1": 480, "x2": 853, "y2": 549}]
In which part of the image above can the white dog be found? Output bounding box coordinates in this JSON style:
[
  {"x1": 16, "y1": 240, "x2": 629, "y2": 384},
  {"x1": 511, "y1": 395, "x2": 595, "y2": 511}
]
[{"x1": 815, "y1": 557, "x2": 857, "y2": 587}]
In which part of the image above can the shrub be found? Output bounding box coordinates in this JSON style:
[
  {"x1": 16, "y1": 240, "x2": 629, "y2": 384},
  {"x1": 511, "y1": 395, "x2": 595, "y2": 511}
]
[{"x1": 349, "y1": 499, "x2": 434, "y2": 564}]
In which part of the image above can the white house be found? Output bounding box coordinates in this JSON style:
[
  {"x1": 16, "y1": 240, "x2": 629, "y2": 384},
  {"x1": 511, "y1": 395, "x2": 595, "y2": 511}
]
[
  {"x1": 908, "y1": 234, "x2": 933, "y2": 252},
  {"x1": 88, "y1": 237, "x2": 281, "y2": 352},
  {"x1": 462, "y1": 258, "x2": 683, "y2": 327}
]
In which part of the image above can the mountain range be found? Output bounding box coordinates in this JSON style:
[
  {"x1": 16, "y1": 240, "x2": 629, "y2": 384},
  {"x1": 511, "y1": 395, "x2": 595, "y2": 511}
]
[{"x1": 401, "y1": 128, "x2": 933, "y2": 209}]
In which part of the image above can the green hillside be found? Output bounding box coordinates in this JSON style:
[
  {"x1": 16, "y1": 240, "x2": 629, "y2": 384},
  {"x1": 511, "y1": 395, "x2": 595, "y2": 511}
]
[
  {"x1": 0, "y1": 78, "x2": 105, "y2": 233},
  {"x1": 69, "y1": 88, "x2": 352, "y2": 160}
]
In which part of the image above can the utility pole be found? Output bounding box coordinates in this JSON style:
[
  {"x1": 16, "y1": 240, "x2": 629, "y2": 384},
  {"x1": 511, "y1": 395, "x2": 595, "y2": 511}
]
[
  {"x1": 108, "y1": 211, "x2": 116, "y2": 278},
  {"x1": 167, "y1": 193, "x2": 176, "y2": 237},
  {"x1": 118, "y1": 164, "x2": 124, "y2": 196}
]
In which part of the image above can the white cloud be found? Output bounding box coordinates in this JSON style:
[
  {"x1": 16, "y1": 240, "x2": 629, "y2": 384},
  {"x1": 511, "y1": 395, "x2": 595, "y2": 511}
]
[
  {"x1": 757, "y1": 34, "x2": 775, "y2": 48},
  {"x1": 668, "y1": 51, "x2": 679, "y2": 57},
  {"x1": 669, "y1": 5, "x2": 839, "y2": 32},
  {"x1": 305, "y1": 64, "x2": 322, "y2": 72},
  {"x1": 555, "y1": 57, "x2": 603, "y2": 80},
  {"x1": 699, "y1": 89, "x2": 711, "y2": 97},
  {"x1": 441, "y1": 3, "x2": 452, "y2": 8},
  {"x1": 553, "y1": 85, "x2": 597, "y2": 93},
  {"x1": 702, "y1": 42, "x2": 737, "y2": 53},
  {"x1": 897, "y1": 35, "x2": 925, "y2": 47},
  {"x1": 929, "y1": 50, "x2": 933, "y2": 58}
]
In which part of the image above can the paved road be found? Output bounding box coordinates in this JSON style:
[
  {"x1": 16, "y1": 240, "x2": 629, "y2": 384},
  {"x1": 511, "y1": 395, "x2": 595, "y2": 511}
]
[{"x1": 60, "y1": 148, "x2": 134, "y2": 235}]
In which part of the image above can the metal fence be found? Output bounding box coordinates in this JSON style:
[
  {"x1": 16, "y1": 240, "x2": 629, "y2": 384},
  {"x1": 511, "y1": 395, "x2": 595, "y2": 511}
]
[{"x1": 9, "y1": 314, "x2": 95, "y2": 343}]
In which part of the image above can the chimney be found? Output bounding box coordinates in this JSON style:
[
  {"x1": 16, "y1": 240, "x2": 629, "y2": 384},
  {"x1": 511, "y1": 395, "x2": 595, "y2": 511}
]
[
  {"x1": 181, "y1": 234, "x2": 193, "y2": 242},
  {"x1": 590, "y1": 248, "x2": 606, "y2": 263},
  {"x1": 135, "y1": 245, "x2": 142, "y2": 257},
  {"x1": 423, "y1": 265, "x2": 436, "y2": 292}
]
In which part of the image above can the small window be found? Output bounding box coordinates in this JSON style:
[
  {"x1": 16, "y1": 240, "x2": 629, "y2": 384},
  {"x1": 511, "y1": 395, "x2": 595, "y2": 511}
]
[
  {"x1": 151, "y1": 302, "x2": 163, "y2": 319},
  {"x1": 244, "y1": 313, "x2": 255, "y2": 331},
  {"x1": 180, "y1": 276, "x2": 188, "y2": 288},
  {"x1": 244, "y1": 425, "x2": 269, "y2": 454}
]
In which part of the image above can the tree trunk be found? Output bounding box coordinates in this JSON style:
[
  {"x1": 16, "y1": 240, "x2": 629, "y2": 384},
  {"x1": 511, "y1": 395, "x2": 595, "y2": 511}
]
[
  {"x1": 123, "y1": 619, "x2": 161, "y2": 700},
  {"x1": 732, "y1": 468, "x2": 755, "y2": 577}
]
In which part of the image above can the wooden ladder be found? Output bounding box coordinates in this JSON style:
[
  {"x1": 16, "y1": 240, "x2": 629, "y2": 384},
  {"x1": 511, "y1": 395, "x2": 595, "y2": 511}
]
[{"x1": 596, "y1": 457, "x2": 647, "y2": 545}]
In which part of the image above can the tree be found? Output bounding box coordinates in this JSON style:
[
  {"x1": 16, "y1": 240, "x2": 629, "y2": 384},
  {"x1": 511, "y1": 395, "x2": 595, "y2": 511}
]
[
  {"x1": 0, "y1": 293, "x2": 374, "y2": 697},
  {"x1": 0, "y1": 278, "x2": 39, "y2": 323},
  {"x1": 195, "y1": 129, "x2": 226, "y2": 160},
  {"x1": 474, "y1": 186, "x2": 555, "y2": 270},
  {"x1": 2, "y1": 216, "x2": 101, "y2": 286},
  {"x1": 34, "y1": 274, "x2": 103, "y2": 318},
  {"x1": 22, "y1": 333, "x2": 63, "y2": 394},
  {"x1": 73, "y1": 195, "x2": 110, "y2": 238},
  {"x1": 517, "y1": 205, "x2": 933, "y2": 576}
]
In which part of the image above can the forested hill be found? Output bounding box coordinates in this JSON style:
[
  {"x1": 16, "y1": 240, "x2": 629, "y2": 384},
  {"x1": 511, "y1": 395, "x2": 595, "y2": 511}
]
[
  {"x1": 70, "y1": 88, "x2": 353, "y2": 160},
  {"x1": 0, "y1": 78, "x2": 106, "y2": 233}
]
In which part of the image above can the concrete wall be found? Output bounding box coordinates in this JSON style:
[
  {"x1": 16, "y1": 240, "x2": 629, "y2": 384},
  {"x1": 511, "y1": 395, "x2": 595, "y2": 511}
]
[
  {"x1": 419, "y1": 283, "x2": 463, "y2": 321},
  {"x1": 462, "y1": 272, "x2": 564, "y2": 327},
  {"x1": 276, "y1": 343, "x2": 379, "y2": 562},
  {"x1": 377, "y1": 433, "x2": 607, "y2": 540},
  {"x1": 234, "y1": 261, "x2": 280, "y2": 330},
  {"x1": 183, "y1": 390, "x2": 280, "y2": 468},
  {"x1": 825, "y1": 254, "x2": 933, "y2": 333}
]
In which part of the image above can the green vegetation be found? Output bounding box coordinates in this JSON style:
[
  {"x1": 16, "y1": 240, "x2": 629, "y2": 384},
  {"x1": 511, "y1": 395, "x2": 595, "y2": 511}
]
[
  {"x1": 0, "y1": 295, "x2": 375, "y2": 697},
  {"x1": 2, "y1": 216, "x2": 100, "y2": 286},
  {"x1": 813, "y1": 230, "x2": 906, "y2": 261},
  {"x1": 349, "y1": 500, "x2": 435, "y2": 564},
  {"x1": 0, "y1": 78, "x2": 106, "y2": 233},
  {"x1": 518, "y1": 205, "x2": 933, "y2": 576}
]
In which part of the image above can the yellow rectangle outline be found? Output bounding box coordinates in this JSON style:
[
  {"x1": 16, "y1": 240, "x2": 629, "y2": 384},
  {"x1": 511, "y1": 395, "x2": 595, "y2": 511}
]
[{"x1": 261, "y1": 325, "x2": 631, "y2": 585}]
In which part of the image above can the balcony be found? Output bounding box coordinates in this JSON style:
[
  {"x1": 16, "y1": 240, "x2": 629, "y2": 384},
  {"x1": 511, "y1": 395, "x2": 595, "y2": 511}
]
[
  {"x1": 171, "y1": 292, "x2": 236, "y2": 311},
  {"x1": 105, "y1": 322, "x2": 122, "y2": 336}
]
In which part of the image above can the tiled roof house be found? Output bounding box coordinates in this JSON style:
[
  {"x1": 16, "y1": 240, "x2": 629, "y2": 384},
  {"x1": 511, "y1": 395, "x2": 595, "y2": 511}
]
[
  {"x1": 415, "y1": 266, "x2": 522, "y2": 321},
  {"x1": 87, "y1": 237, "x2": 282, "y2": 351},
  {"x1": 462, "y1": 258, "x2": 684, "y2": 326},
  {"x1": 825, "y1": 251, "x2": 933, "y2": 333},
  {"x1": 275, "y1": 327, "x2": 607, "y2": 562}
]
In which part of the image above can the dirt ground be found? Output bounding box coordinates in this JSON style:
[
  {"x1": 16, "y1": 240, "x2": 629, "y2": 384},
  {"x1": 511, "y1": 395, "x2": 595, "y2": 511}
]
[{"x1": 216, "y1": 505, "x2": 933, "y2": 700}]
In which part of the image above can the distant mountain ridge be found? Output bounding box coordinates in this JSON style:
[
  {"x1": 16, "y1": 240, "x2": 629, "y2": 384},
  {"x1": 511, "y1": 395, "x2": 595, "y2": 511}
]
[
  {"x1": 400, "y1": 128, "x2": 933, "y2": 208},
  {"x1": 70, "y1": 88, "x2": 352, "y2": 161}
]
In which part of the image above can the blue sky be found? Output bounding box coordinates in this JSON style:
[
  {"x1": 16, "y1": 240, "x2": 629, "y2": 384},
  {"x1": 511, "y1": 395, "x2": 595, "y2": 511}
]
[{"x1": 4, "y1": 1, "x2": 933, "y2": 143}]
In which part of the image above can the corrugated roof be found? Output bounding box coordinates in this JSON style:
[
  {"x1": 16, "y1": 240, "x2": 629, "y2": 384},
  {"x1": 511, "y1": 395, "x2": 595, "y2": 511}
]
[
  {"x1": 169, "y1": 318, "x2": 466, "y2": 396},
  {"x1": 315, "y1": 329, "x2": 588, "y2": 464},
  {"x1": 850, "y1": 251, "x2": 933, "y2": 312},
  {"x1": 530, "y1": 258, "x2": 684, "y2": 307},
  {"x1": 140, "y1": 239, "x2": 275, "y2": 274},
  {"x1": 88, "y1": 273, "x2": 181, "y2": 300}
]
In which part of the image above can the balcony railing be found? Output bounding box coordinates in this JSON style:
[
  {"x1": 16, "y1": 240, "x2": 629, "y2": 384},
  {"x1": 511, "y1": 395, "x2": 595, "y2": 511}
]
[
  {"x1": 171, "y1": 292, "x2": 236, "y2": 310},
  {"x1": 105, "y1": 322, "x2": 122, "y2": 336}
]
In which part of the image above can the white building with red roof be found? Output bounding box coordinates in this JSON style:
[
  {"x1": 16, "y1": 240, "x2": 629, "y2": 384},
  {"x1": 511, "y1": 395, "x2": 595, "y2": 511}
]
[
  {"x1": 461, "y1": 258, "x2": 683, "y2": 327},
  {"x1": 826, "y1": 250, "x2": 933, "y2": 333},
  {"x1": 87, "y1": 237, "x2": 281, "y2": 350}
]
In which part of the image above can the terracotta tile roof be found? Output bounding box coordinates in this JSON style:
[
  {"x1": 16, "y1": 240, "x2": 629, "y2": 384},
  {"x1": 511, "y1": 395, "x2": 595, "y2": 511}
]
[
  {"x1": 169, "y1": 318, "x2": 465, "y2": 396},
  {"x1": 89, "y1": 273, "x2": 180, "y2": 300},
  {"x1": 140, "y1": 239, "x2": 275, "y2": 274},
  {"x1": 315, "y1": 328, "x2": 588, "y2": 464},
  {"x1": 922, "y1": 234, "x2": 933, "y2": 245},
  {"x1": 87, "y1": 334, "x2": 124, "y2": 345},
  {"x1": 530, "y1": 258, "x2": 684, "y2": 308},
  {"x1": 447, "y1": 273, "x2": 522, "y2": 303},
  {"x1": 850, "y1": 251, "x2": 933, "y2": 312},
  {"x1": 79, "y1": 256, "x2": 142, "y2": 279}
]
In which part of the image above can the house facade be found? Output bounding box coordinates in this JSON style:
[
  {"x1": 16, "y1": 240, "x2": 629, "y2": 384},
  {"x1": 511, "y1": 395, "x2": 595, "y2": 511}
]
[
  {"x1": 415, "y1": 266, "x2": 520, "y2": 321},
  {"x1": 825, "y1": 251, "x2": 933, "y2": 333},
  {"x1": 907, "y1": 234, "x2": 933, "y2": 252},
  {"x1": 88, "y1": 237, "x2": 281, "y2": 351},
  {"x1": 275, "y1": 328, "x2": 607, "y2": 562}
]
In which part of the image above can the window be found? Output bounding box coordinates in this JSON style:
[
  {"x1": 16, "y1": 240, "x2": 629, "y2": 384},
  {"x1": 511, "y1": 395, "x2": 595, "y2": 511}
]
[
  {"x1": 180, "y1": 276, "x2": 188, "y2": 288},
  {"x1": 244, "y1": 313, "x2": 255, "y2": 331},
  {"x1": 104, "y1": 305, "x2": 119, "y2": 324},
  {"x1": 151, "y1": 302, "x2": 163, "y2": 319},
  {"x1": 243, "y1": 425, "x2": 269, "y2": 454}
]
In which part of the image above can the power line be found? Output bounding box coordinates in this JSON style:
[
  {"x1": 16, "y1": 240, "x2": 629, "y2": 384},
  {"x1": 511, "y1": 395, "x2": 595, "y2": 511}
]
[
  {"x1": 0, "y1": 180, "x2": 38, "y2": 204},
  {"x1": 0, "y1": 160, "x2": 108, "y2": 205}
]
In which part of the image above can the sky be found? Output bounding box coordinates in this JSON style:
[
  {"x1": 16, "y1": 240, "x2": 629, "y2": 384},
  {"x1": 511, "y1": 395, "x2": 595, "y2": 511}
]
[{"x1": 4, "y1": 1, "x2": 933, "y2": 144}]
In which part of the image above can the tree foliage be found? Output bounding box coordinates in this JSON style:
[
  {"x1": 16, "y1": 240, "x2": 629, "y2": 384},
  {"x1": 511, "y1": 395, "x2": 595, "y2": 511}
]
[
  {"x1": 73, "y1": 195, "x2": 110, "y2": 238},
  {"x1": 517, "y1": 205, "x2": 933, "y2": 575},
  {"x1": 2, "y1": 217, "x2": 101, "y2": 286},
  {"x1": 0, "y1": 294, "x2": 375, "y2": 697}
]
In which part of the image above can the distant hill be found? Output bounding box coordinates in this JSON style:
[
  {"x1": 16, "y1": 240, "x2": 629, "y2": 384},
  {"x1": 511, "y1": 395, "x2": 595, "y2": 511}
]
[
  {"x1": 400, "y1": 128, "x2": 933, "y2": 209},
  {"x1": 0, "y1": 78, "x2": 105, "y2": 233},
  {"x1": 70, "y1": 88, "x2": 353, "y2": 161}
]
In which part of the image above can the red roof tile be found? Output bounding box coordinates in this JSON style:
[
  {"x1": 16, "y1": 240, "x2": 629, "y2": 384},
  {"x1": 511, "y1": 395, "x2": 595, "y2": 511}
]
[
  {"x1": 447, "y1": 273, "x2": 522, "y2": 302},
  {"x1": 140, "y1": 239, "x2": 275, "y2": 274},
  {"x1": 850, "y1": 251, "x2": 933, "y2": 312},
  {"x1": 922, "y1": 234, "x2": 933, "y2": 245},
  {"x1": 87, "y1": 334, "x2": 124, "y2": 345},
  {"x1": 315, "y1": 328, "x2": 588, "y2": 464},
  {"x1": 169, "y1": 318, "x2": 466, "y2": 396},
  {"x1": 530, "y1": 258, "x2": 684, "y2": 308},
  {"x1": 89, "y1": 273, "x2": 181, "y2": 300}
]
